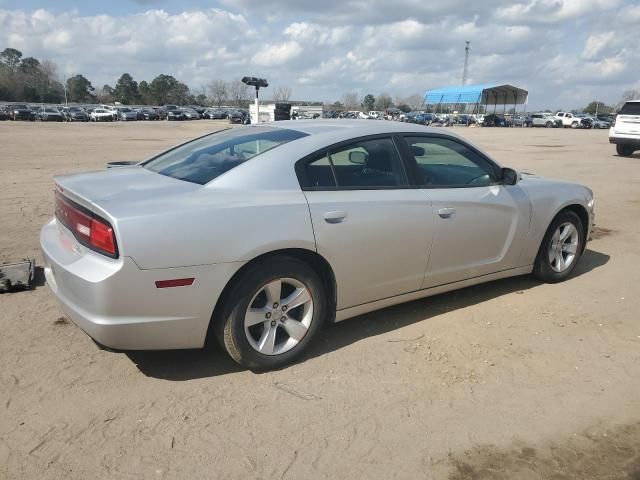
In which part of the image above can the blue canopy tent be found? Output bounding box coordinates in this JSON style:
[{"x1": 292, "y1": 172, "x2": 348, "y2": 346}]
[{"x1": 424, "y1": 84, "x2": 529, "y2": 118}]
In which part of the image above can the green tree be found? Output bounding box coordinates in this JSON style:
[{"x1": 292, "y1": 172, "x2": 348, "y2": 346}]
[
  {"x1": 584, "y1": 101, "x2": 612, "y2": 115},
  {"x1": 149, "y1": 74, "x2": 179, "y2": 104},
  {"x1": 362, "y1": 93, "x2": 375, "y2": 112},
  {"x1": 375, "y1": 92, "x2": 393, "y2": 110},
  {"x1": 138, "y1": 80, "x2": 152, "y2": 104},
  {"x1": 0, "y1": 47, "x2": 22, "y2": 70},
  {"x1": 113, "y1": 73, "x2": 139, "y2": 104},
  {"x1": 66, "y1": 74, "x2": 95, "y2": 103},
  {"x1": 19, "y1": 57, "x2": 40, "y2": 74}
]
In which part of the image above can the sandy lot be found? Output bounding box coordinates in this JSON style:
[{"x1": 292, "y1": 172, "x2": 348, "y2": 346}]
[{"x1": 1, "y1": 120, "x2": 639, "y2": 479}]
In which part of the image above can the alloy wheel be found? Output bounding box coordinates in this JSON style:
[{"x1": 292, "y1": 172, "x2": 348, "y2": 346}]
[
  {"x1": 244, "y1": 277, "x2": 313, "y2": 356},
  {"x1": 548, "y1": 222, "x2": 579, "y2": 272}
]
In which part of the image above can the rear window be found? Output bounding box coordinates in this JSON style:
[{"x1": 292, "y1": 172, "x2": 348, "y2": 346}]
[
  {"x1": 143, "y1": 126, "x2": 308, "y2": 185},
  {"x1": 619, "y1": 102, "x2": 640, "y2": 115}
]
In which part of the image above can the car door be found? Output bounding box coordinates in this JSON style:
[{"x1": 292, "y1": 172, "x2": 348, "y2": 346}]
[
  {"x1": 299, "y1": 135, "x2": 434, "y2": 310},
  {"x1": 399, "y1": 135, "x2": 531, "y2": 288}
]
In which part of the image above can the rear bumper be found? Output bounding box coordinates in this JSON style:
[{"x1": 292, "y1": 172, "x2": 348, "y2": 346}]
[
  {"x1": 609, "y1": 136, "x2": 640, "y2": 146},
  {"x1": 40, "y1": 218, "x2": 242, "y2": 350}
]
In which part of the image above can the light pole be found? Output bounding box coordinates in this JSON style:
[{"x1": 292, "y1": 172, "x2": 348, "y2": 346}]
[{"x1": 242, "y1": 76, "x2": 268, "y2": 123}]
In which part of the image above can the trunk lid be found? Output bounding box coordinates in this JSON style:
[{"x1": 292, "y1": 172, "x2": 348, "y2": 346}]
[{"x1": 54, "y1": 166, "x2": 201, "y2": 213}]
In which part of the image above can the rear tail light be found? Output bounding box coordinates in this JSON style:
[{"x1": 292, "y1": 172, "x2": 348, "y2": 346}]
[{"x1": 55, "y1": 191, "x2": 118, "y2": 257}]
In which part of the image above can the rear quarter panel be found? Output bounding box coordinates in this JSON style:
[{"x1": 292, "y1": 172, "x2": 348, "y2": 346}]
[{"x1": 102, "y1": 189, "x2": 316, "y2": 269}]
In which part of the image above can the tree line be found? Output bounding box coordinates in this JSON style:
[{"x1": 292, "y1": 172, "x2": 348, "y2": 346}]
[{"x1": 0, "y1": 47, "x2": 293, "y2": 107}]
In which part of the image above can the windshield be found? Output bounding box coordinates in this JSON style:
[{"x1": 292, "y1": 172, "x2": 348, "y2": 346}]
[
  {"x1": 143, "y1": 126, "x2": 308, "y2": 185},
  {"x1": 619, "y1": 102, "x2": 640, "y2": 115}
]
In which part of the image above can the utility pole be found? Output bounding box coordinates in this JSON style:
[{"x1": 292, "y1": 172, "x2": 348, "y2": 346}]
[
  {"x1": 63, "y1": 76, "x2": 68, "y2": 106},
  {"x1": 462, "y1": 41, "x2": 470, "y2": 86}
]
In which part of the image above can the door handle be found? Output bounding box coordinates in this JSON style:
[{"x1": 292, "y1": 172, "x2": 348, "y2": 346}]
[
  {"x1": 324, "y1": 211, "x2": 347, "y2": 223},
  {"x1": 437, "y1": 207, "x2": 456, "y2": 219}
]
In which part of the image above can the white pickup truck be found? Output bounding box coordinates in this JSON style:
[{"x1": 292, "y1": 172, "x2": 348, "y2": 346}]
[
  {"x1": 554, "y1": 112, "x2": 582, "y2": 128},
  {"x1": 609, "y1": 100, "x2": 640, "y2": 157}
]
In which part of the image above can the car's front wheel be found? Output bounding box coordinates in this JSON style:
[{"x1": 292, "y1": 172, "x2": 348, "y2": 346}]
[
  {"x1": 533, "y1": 210, "x2": 584, "y2": 283},
  {"x1": 215, "y1": 256, "x2": 325, "y2": 370}
]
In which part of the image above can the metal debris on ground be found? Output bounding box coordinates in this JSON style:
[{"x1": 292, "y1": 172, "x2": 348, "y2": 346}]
[{"x1": 0, "y1": 258, "x2": 35, "y2": 293}]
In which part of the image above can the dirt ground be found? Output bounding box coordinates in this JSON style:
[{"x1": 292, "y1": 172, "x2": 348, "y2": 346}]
[{"x1": 1, "y1": 120, "x2": 639, "y2": 479}]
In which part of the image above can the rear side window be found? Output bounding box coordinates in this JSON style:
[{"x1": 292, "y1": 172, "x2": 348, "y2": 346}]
[
  {"x1": 144, "y1": 127, "x2": 307, "y2": 185},
  {"x1": 619, "y1": 102, "x2": 640, "y2": 115},
  {"x1": 303, "y1": 137, "x2": 407, "y2": 189}
]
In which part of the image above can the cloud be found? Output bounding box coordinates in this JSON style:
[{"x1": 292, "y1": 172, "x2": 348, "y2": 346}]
[
  {"x1": 251, "y1": 41, "x2": 302, "y2": 66},
  {"x1": 0, "y1": 1, "x2": 637, "y2": 109}
]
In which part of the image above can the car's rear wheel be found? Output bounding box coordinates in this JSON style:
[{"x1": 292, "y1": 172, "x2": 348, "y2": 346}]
[
  {"x1": 533, "y1": 211, "x2": 584, "y2": 283},
  {"x1": 215, "y1": 256, "x2": 325, "y2": 370},
  {"x1": 616, "y1": 144, "x2": 635, "y2": 157}
]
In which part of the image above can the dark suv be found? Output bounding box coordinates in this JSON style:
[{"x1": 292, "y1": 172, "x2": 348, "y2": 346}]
[{"x1": 9, "y1": 104, "x2": 36, "y2": 121}]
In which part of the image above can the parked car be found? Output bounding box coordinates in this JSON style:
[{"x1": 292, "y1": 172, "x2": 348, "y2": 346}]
[
  {"x1": 228, "y1": 109, "x2": 249, "y2": 124},
  {"x1": 98, "y1": 105, "x2": 119, "y2": 121},
  {"x1": 554, "y1": 112, "x2": 581, "y2": 128},
  {"x1": 415, "y1": 113, "x2": 441, "y2": 125},
  {"x1": 203, "y1": 108, "x2": 227, "y2": 119},
  {"x1": 117, "y1": 108, "x2": 138, "y2": 121},
  {"x1": 8, "y1": 104, "x2": 35, "y2": 121},
  {"x1": 138, "y1": 108, "x2": 159, "y2": 120},
  {"x1": 188, "y1": 105, "x2": 206, "y2": 115},
  {"x1": 609, "y1": 100, "x2": 640, "y2": 156},
  {"x1": 578, "y1": 117, "x2": 593, "y2": 129},
  {"x1": 90, "y1": 108, "x2": 115, "y2": 122},
  {"x1": 37, "y1": 107, "x2": 65, "y2": 122},
  {"x1": 153, "y1": 107, "x2": 167, "y2": 120},
  {"x1": 587, "y1": 117, "x2": 610, "y2": 129},
  {"x1": 482, "y1": 114, "x2": 504, "y2": 127},
  {"x1": 40, "y1": 120, "x2": 594, "y2": 370},
  {"x1": 182, "y1": 108, "x2": 201, "y2": 120},
  {"x1": 166, "y1": 108, "x2": 186, "y2": 121},
  {"x1": 525, "y1": 113, "x2": 561, "y2": 128},
  {"x1": 63, "y1": 107, "x2": 89, "y2": 122},
  {"x1": 509, "y1": 115, "x2": 526, "y2": 127}
]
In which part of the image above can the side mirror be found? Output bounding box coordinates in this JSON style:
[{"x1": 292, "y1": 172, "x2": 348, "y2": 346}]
[
  {"x1": 501, "y1": 167, "x2": 519, "y2": 185},
  {"x1": 348, "y1": 151, "x2": 367, "y2": 164}
]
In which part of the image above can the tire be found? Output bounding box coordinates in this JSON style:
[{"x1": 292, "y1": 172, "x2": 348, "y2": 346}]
[
  {"x1": 214, "y1": 256, "x2": 326, "y2": 370},
  {"x1": 594, "y1": 124, "x2": 600, "y2": 129},
  {"x1": 616, "y1": 144, "x2": 635, "y2": 157},
  {"x1": 533, "y1": 210, "x2": 584, "y2": 283},
  {"x1": 546, "y1": 121, "x2": 552, "y2": 128}
]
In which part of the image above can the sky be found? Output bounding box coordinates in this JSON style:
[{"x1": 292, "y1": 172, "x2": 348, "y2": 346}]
[{"x1": 1, "y1": 0, "x2": 638, "y2": 110}]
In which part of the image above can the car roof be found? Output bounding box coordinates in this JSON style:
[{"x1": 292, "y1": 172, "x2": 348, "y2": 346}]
[{"x1": 210, "y1": 120, "x2": 497, "y2": 191}]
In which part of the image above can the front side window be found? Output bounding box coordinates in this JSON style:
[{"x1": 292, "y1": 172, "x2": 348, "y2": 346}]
[
  {"x1": 144, "y1": 127, "x2": 307, "y2": 185},
  {"x1": 403, "y1": 136, "x2": 497, "y2": 188},
  {"x1": 304, "y1": 137, "x2": 407, "y2": 189}
]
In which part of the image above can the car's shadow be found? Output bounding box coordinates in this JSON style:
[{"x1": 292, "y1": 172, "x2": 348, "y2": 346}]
[{"x1": 126, "y1": 249, "x2": 609, "y2": 381}]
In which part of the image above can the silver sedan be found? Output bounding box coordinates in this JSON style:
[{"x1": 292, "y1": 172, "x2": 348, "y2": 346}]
[{"x1": 40, "y1": 120, "x2": 595, "y2": 370}]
